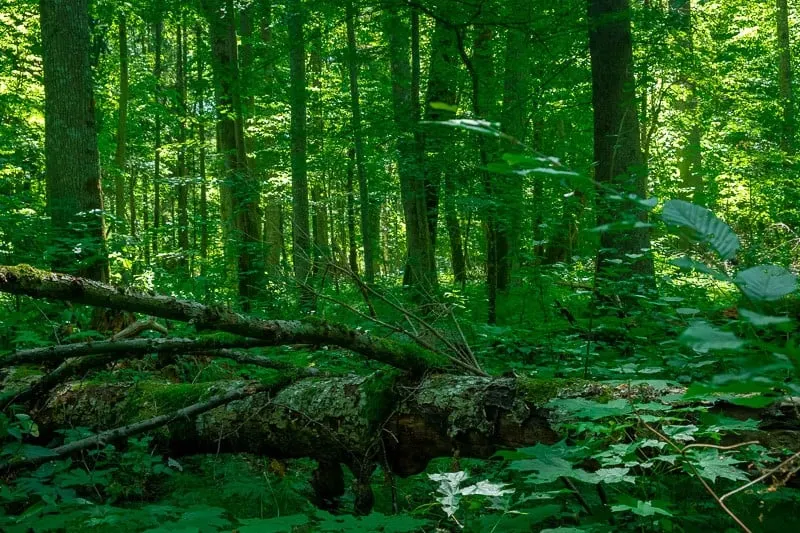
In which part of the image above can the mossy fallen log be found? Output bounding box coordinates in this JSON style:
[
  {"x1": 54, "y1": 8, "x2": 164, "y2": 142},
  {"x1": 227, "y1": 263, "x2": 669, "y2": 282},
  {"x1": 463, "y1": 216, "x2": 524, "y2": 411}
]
[{"x1": 0, "y1": 264, "x2": 450, "y2": 375}]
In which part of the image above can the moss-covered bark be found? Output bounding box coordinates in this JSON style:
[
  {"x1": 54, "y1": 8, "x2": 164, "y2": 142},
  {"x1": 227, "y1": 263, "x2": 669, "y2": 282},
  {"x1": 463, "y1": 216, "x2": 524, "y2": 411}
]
[{"x1": 0, "y1": 264, "x2": 448, "y2": 374}]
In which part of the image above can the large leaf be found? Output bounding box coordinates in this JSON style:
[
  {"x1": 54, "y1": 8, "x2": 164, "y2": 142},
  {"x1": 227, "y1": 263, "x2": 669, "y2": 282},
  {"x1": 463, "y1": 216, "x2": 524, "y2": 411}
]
[
  {"x1": 679, "y1": 322, "x2": 744, "y2": 353},
  {"x1": 734, "y1": 265, "x2": 797, "y2": 301},
  {"x1": 661, "y1": 200, "x2": 740, "y2": 259}
]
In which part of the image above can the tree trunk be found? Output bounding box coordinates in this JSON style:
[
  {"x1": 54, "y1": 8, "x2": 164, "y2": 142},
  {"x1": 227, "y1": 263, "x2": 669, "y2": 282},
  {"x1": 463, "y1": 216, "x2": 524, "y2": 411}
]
[
  {"x1": 471, "y1": 28, "x2": 501, "y2": 323},
  {"x1": 195, "y1": 24, "x2": 209, "y2": 263},
  {"x1": 500, "y1": 0, "x2": 532, "y2": 284},
  {"x1": 346, "y1": 149, "x2": 360, "y2": 274},
  {"x1": 423, "y1": 19, "x2": 465, "y2": 287},
  {"x1": 777, "y1": 0, "x2": 795, "y2": 154},
  {"x1": 588, "y1": 0, "x2": 655, "y2": 295},
  {"x1": 202, "y1": 0, "x2": 264, "y2": 310},
  {"x1": 153, "y1": 20, "x2": 163, "y2": 260},
  {"x1": 40, "y1": 0, "x2": 109, "y2": 283},
  {"x1": 288, "y1": 0, "x2": 313, "y2": 307},
  {"x1": 383, "y1": 6, "x2": 437, "y2": 297},
  {"x1": 672, "y1": 0, "x2": 703, "y2": 203},
  {"x1": 345, "y1": 0, "x2": 377, "y2": 283},
  {"x1": 176, "y1": 20, "x2": 190, "y2": 266},
  {"x1": 114, "y1": 12, "x2": 129, "y2": 234}
]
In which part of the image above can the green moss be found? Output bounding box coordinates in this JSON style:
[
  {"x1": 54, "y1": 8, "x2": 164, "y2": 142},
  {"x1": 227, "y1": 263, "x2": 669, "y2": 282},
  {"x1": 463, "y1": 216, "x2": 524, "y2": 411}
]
[
  {"x1": 130, "y1": 382, "x2": 216, "y2": 419},
  {"x1": 516, "y1": 377, "x2": 588, "y2": 405},
  {"x1": 4, "y1": 264, "x2": 45, "y2": 283}
]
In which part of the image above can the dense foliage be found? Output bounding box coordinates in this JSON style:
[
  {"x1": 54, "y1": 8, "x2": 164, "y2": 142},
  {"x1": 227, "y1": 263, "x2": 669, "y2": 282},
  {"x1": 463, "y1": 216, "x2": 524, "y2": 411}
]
[{"x1": 2, "y1": 0, "x2": 800, "y2": 531}]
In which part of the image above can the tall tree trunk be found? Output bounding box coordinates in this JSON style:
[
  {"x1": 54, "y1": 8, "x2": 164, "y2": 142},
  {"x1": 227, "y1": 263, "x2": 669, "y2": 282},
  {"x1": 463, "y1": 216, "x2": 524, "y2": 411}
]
[
  {"x1": 195, "y1": 24, "x2": 209, "y2": 263},
  {"x1": 588, "y1": 0, "x2": 654, "y2": 294},
  {"x1": 346, "y1": 148, "x2": 360, "y2": 274},
  {"x1": 443, "y1": 172, "x2": 466, "y2": 287},
  {"x1": 288, "y1": 0, "x2": 313, "y2": 307},
  {"x1": 258, "y1": 5, "x2": 283, "y2": 276},
  {"x1": 153, "y1": 20, "x2": 163, "y2": 260},
  {"x1": 423, "y1": 19, "x2": 464, "y2": 286},
  {"x1": 383, "y1": 6, "x2": 437, "y2": 297},
  {"x1": 114, "y1": 12, "x2": 129, "y2": 234},
  {"x1": 411, "y1": 9, "x2": 438, "y2": 255},
  {"x1": 345, "y1": 0, "x2": 376, "y2": 283},
  {"x1": 309, "y1": 27, "x2": 329, "y2": 272},
  {"x1": 176, "y1": 20, "x2": 190, "y2": 265},
  {"x1": 201, "y1": 0, "x2": 264, "y2": 310},
  {"x1": 129, "y1": 168, "x2": 137, "y2": 238},
  {"x1": 672, "y1": 0, "x2": 703, "y2": 203},
  {"x1": 40, "y1": 0, "x2": 109, "y2": 283},
  {"x1": 499, "y1": 0, "x2": 532, "y2": 286},
  {"x1": 471, "y1": 28, "x2": 500, "y2": 323},
  {"x1": 777, "y1": 0, "x2": 795, "y2": 154}
]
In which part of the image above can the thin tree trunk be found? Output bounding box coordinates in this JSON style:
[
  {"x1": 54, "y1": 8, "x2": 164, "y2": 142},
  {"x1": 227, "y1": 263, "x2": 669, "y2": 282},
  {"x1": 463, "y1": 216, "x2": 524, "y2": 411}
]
[
  {"x1": 777, "y1": 0, "x2": 795, "y2": 154},
  {"x1": 423, "y1": 19, "x2": 463, "y2": 286},
  {"x1": 129, "y1": 168, "x2": 137, "y2": 238},
  {"x1": 40, "y1": 0, "x2": 109, "y2": 283},
  {"x1": 345, "y1": 0, "x2": 376, "y2": 283},
  {"x1": 114, "y1": 12, "x2": 129, "y2": 233},
  {"x1": 346, "y1": 148, "x2": 360, "y2": 274},
  {"x1": 471, "y1": 28, "x2": 500, "y2": 323},
  {"x1": 153, "y1": 20, "x2": 163, "y2": 260},
  {"x1": 288, "y1": 0, "x2": 313, "y2": 307},
  {"x1": 195, "y1": 24, "x2": 209, "y2": 263},
  {"x1": 176, "y1": 20, "x2": 190, "y2": 265}
]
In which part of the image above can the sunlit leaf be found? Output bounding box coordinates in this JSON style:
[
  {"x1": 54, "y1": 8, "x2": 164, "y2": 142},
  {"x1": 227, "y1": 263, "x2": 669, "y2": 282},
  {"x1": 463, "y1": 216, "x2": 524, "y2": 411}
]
[
  {"x1": 734, "y1": 265, "x2": 797, "y2": 301},
  {"x1": 662, "y1": 200, "x2": 740, "y2": 259}
]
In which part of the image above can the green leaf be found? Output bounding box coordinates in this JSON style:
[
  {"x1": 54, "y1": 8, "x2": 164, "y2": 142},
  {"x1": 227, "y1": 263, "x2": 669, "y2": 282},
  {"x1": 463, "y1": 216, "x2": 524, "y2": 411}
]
[
  {"x1": 611, "y1": 499, "x2": 673, "y2": 517},
  {"x1": 428, "y1": 101, "x2": 459, "y2": 113},
  {"x1": 738, "y1": 309, "x2": 792, "y2": 326},
  {"x1": 689, "y1": 450, "x2": 748, "y2": 483},
  {"x1": 734, "y1": 265, "x2": 797, "y2": 301},
  {"x1": 661, "y1": 200, "x2": 740, "y2": 259},
  {"x1": 679, "y1": 322, "x2": 744, "y2": 352}
]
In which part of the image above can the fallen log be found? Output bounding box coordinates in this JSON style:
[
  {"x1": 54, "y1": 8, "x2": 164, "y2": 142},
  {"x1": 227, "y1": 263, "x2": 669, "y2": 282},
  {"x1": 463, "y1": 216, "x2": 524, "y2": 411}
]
[
  {"x1": 15, "y1": 374, "x2": 800, "y2": 513},
  {"x1": 0, "y1": 265, "x2": 452, "y2": 375}
]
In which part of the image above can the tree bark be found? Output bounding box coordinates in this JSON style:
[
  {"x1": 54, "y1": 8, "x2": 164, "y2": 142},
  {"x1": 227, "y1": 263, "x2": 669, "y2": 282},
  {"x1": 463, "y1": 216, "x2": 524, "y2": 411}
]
[
  {"x1": 672, "y1": 0, "x2": 703, "y2": 203},
  {"x1": 347, "y1": 149, "x2": 360, "y2": 274},
  {"x1": 345, "y1": 0, "x2": 377, "y2": 283},
  {"x1": 152, "y1": 20, "x2": 163, "y2": 261},
  {"x1": 176, "y1": 20, "x2": 190, "y2": 265},
  {"x1": 777, "y1": 0, "x2": 795, "y2": 154},
  {"x1": 471, "y1": 28, "x2": 501, "y2": 323},
  {"x1": 114, "y1": 12, "x2": 129, "y2": 233},
  {"x1": 588, "y1": 0, "x2": 655, "y2": 294},
  {"x1": 288, "y1": 0, "x2": 313, "y2": 308},
  {"x1": 383, "y1": 6, "x2": 437, "y2": 297},
  {"x1": 201, "y1": 0, "x2": 264, "y2": 309},
  {"x1": 500, "y1": 0, "x2": 532, "y2": 283},
  {"x1": 40, "y1": 0, "x2": 109, "y2": 283},
  {"x1": 424, "y1": 19, "x2": 465, "y2": 287}
]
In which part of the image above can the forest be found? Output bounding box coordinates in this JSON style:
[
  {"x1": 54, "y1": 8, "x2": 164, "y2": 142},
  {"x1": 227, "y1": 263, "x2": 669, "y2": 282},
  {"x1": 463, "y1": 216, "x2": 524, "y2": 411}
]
[{"x1": 1, "y1": 0, "x2": 800, "y2": 531}]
